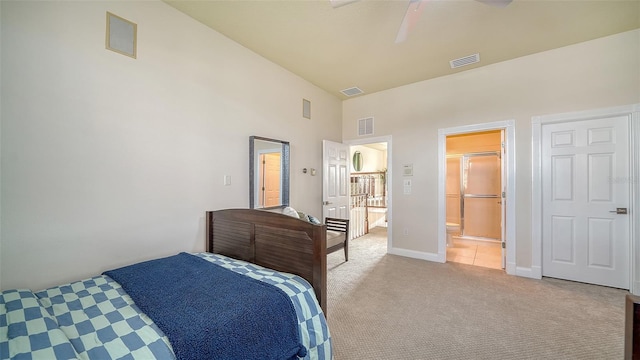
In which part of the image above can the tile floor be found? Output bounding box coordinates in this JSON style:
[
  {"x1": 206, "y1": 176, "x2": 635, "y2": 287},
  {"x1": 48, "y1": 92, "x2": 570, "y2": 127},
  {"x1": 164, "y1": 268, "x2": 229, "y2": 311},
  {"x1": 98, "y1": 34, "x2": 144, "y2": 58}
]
[{"x1": 446, "y1": 237, "x2": 502, "y2": 270}]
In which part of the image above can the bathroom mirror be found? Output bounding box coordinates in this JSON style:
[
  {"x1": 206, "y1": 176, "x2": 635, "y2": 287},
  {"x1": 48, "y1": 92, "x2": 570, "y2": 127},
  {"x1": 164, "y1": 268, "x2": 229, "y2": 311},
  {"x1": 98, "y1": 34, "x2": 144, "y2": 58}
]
[
  {"x1": 249, "y1": 136, "x2": 290, "y2": 209},
  {"x1": 352, "y1": 151, "x2": 363, "y2": 172}
]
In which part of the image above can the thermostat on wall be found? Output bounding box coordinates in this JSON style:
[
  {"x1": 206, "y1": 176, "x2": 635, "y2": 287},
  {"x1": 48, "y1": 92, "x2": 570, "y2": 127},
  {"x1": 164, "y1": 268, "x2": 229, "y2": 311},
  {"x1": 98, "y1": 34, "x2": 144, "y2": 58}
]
[{"x1": 403, "y1": 164, "x2": 413, "y2": 176}]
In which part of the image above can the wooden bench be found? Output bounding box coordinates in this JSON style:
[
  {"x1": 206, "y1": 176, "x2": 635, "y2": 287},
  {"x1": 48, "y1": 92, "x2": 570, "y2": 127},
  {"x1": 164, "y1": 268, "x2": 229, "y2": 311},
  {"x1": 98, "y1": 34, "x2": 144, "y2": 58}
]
[{"x1": 325, "y1": 217, "x2": 349, "y2": 261}]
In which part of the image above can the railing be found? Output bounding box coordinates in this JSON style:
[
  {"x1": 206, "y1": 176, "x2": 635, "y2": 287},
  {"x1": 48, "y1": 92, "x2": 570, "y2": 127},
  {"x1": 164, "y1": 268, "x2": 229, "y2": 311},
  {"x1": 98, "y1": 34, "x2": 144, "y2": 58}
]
[
  {"x1": 350, "y1": 172, "x2": 387, "y2": 208},
  {"x1": 349, "y1": 171, "x2": 388, "y2": 239},
  {"x1": 350, "y1": 193, "x2": 369, "y2": 239}
]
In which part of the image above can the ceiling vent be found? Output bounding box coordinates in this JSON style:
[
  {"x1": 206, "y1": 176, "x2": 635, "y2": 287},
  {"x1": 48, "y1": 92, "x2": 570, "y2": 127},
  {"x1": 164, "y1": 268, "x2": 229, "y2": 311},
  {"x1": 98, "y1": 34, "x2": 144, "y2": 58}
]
[
  {"x1": 450, "y1": 53, "x2": 480, "y2": 69},
  {"x1": 358, "y1": 117, "x2": 374, "y2": 136},
  {"x1": 341, "y1": 87, "x2": 364, "y2": 97}
]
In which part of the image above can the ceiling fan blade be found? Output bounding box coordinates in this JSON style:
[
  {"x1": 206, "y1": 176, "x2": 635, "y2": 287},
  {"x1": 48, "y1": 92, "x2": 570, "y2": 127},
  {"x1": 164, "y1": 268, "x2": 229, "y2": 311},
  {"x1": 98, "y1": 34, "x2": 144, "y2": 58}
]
[
  {"x1": 329, "y1": 0, "x2": 359, "y2": 8},
  {"x1": 475, "y1": 0, "x2": 513, "y2": 8},
  {"x1": 395, "y1": 0, "x2": 427, "y2": 44}
]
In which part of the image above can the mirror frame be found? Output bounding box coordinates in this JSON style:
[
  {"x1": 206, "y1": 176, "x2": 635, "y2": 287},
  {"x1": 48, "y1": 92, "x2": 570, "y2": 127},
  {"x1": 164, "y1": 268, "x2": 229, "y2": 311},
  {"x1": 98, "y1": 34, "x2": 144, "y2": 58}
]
[{"x1": 249, "y1": 136, "x2": 290, "y2": 209}]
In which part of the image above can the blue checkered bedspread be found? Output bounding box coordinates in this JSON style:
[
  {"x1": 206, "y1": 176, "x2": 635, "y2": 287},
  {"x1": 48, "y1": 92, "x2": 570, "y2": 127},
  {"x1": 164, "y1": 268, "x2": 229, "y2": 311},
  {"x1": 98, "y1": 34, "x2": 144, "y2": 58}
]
[{"x1": 0, "y1": 253, "x2": 332, "y2": 360}]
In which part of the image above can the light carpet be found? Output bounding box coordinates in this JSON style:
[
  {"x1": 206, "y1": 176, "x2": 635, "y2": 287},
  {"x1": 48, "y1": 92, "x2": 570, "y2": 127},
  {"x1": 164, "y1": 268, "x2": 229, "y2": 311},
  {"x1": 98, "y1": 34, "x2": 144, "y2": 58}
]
[{"x1": 326, "y1": 227, "x2": 627, "y2": 359}]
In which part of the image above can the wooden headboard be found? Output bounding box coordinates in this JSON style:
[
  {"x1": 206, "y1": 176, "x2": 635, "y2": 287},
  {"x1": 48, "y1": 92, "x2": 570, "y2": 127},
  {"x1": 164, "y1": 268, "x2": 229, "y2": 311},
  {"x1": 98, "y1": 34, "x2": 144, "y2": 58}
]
[{"x1": 206, "y1": 209, "x2": 327, "y2": 314}]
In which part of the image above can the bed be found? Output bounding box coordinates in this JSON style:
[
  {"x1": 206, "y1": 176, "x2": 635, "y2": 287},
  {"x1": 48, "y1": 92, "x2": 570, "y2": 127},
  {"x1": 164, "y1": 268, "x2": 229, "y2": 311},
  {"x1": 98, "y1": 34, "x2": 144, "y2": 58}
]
[{"x1": 1, "y1": 209, "x2": 331, "y2": 360}]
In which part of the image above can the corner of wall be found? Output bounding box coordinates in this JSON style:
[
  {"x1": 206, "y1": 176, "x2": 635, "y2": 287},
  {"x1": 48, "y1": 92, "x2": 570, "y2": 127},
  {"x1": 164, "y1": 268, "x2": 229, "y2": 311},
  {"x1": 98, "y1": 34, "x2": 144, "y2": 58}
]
[{"x1": 0, "y1": 1, "x2": 4, "y2": 291}]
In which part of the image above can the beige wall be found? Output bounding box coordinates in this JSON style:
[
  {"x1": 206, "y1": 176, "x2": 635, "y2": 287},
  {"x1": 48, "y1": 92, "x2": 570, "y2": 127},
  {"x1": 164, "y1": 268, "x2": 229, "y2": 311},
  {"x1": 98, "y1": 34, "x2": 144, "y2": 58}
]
[
  {"x1": 0, "y1": 1, "x2": 342, "y2": 290},
  {"x1": 342, "y1": 29, "x2": 640, "y2": 271}
]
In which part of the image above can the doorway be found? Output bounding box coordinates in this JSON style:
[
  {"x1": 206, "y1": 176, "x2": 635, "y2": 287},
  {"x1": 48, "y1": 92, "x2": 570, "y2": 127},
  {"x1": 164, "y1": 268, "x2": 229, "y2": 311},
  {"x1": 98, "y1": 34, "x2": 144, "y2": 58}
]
[
  {"x1": 445, "y1": 131, "x2": 503, "y2": 269},
  {"x1": 350, "y1": 143, "x2": 388, "y2": 238},
  {"x1": 438, "y1": 121, "x2": 516, "y2": 274},
  {"x1": 345, "y1": 136, "x2": 392, "y2": 252}
]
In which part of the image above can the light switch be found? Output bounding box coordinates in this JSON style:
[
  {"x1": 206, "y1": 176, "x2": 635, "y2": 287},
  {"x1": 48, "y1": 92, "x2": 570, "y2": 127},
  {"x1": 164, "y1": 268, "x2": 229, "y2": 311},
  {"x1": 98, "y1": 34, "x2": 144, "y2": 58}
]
[
  {"x1": 224, "y1": 175, "x2": 231, "y2": 186},
  {"x1": 403, "y1": 179, "x2": 411, "y2": 194}
]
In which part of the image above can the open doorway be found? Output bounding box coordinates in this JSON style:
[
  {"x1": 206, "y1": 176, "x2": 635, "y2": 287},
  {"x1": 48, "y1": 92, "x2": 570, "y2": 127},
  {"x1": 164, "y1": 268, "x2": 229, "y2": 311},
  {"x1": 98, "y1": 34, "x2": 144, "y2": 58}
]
[
  {"x1": 445, "y1": 131, "x2": 502, "y2": 270},
  {"x1": 438, "y1": 121, "x2": 516, "y2": 274},
  {"x1": 346, "y1": 136, "x2": 392, "y2": 251},
  {"x1": 350, "y1": 143, "x2": 388, "y2": 237}
]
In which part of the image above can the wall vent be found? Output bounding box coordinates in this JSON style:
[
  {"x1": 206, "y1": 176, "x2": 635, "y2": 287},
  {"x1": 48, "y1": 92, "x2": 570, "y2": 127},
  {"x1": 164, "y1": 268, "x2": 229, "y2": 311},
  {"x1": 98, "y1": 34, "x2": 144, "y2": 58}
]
[
  {"x1": 302, "y1": 99, "x2": 311, "y2": 119},
  {"x1": 341, "y1": 87, "x2": 364, "y2": 97},
  {"x1": 358, "y1": 117, "x2": 374, "y2": 136},
  {"x1": 450, "y1": 53, "x2": 480, "y2": 69}
]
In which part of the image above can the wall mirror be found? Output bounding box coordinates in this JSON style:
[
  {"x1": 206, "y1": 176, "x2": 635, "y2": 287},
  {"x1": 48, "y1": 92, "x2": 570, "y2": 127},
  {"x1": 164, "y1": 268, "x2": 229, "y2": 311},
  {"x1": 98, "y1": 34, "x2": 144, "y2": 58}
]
[
  {"x1": 352, "y1": 151, "x2": 363, "y2": 172},
  {"x1": 250, "y1": 136, "x2": 290, "y2": 209}
]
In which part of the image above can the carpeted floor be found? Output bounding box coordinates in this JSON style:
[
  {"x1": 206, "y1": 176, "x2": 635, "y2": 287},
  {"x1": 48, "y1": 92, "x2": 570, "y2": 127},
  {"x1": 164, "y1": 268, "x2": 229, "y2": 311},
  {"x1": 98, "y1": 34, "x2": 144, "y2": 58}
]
[{"x1": 326, "y1": 227, "x2": 628, "y2": 359}]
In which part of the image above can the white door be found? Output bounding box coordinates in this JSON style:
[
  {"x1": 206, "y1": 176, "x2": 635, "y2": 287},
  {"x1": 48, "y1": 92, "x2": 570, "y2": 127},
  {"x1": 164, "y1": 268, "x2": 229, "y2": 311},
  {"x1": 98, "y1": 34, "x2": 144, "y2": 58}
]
[
  {"x1": 542, "y1": 116, "x2": 630, "y2": 289},
  {"x1": 322, "y1": 140, "x2": 350, "y2": 220},
  {"x1": 259, "y1": 152, "x2": 281, "y2": 207}
]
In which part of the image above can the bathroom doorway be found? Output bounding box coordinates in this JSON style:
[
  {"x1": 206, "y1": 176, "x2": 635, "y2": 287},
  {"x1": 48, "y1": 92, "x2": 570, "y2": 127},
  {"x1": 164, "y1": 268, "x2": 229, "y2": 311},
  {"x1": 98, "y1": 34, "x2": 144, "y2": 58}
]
[
  {"x1": 438, "y1": 120, "x2": 516, "y2": 272},
  {"x1": 445, "y1": 130, "x2": 502, "y2": 269}
]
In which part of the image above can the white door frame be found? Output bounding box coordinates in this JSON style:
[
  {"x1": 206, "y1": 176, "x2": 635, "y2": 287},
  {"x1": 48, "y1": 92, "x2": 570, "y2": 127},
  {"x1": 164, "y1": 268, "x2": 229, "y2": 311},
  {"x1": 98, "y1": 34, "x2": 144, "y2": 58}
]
[
  {"x1": 438, "y1": 120, "x2": 516, "y2": 273},
  {"x1": 345, "y1": 135, "x2": 392, "y2": 252},
  {"x1": 532, "y1": 104, "x2": 640, "y2": 292}
]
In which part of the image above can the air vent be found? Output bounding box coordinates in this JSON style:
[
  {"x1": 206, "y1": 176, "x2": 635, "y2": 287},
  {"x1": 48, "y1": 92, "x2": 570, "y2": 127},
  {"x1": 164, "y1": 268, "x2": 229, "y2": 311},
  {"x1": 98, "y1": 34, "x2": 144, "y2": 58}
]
[
  {"x1": 450, "y1": 53, "x2": 480, "y2": 69},
  {"x1": 341, "y1": 87, "x2": 364, "y2": 97},
  {"x1": 358, "y1": 117, "x2": 374, "y2": 136}
]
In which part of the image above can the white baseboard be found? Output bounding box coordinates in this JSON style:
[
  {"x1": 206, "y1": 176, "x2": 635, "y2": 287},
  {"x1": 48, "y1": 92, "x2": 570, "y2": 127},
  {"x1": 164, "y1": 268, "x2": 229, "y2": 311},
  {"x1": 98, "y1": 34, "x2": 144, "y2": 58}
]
[
  {"x1": 387, "y1": 248, "x2": 544, "y2": 281},
  {"x1": 388, "y1": 247, "x2": 445, "y2": 263},
  {"x1": 531, "y1": 265, "x2": 542, "y2": 279},
  {"x1": 515, "y1": 266, "x2": 542, "y2": 279}
]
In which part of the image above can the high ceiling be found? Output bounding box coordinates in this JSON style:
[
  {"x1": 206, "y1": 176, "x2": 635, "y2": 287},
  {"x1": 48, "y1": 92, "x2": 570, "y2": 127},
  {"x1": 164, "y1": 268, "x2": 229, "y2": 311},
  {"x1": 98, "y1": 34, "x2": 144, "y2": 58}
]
[{"x1": 164, "y1": 0, "x2": 640, "y2": 99}]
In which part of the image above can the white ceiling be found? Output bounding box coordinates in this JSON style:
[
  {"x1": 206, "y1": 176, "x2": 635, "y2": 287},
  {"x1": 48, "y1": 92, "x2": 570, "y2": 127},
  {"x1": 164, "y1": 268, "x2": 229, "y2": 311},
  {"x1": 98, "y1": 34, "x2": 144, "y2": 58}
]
[{"x1": 165, "y1": 0, "x2": 640, "y2": 99}]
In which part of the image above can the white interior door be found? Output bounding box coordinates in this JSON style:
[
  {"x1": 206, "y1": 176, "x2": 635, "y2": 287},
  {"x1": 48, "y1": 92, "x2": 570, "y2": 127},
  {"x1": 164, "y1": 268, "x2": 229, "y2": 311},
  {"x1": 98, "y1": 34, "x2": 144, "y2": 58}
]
[
  {"x1": 260, "y1": 152, "x2": 281, "y2": 207},
  {"x1": 322, "y1": 140, "x2": 350, "y2": 220},
  {"x1": 542, "y1": 115, "x2": 630, "y2": 289}
]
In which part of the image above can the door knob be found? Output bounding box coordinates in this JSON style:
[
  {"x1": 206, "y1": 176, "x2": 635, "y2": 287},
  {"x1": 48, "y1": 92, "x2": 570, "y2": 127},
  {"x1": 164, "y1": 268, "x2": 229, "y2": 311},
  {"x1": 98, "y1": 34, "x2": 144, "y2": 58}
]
[
  {"x1": 323, "y1": 201, "x2": 332, "y2": 205},
  {"x1": 609, "y1": 208, "x2": 628, "y2": 214}
]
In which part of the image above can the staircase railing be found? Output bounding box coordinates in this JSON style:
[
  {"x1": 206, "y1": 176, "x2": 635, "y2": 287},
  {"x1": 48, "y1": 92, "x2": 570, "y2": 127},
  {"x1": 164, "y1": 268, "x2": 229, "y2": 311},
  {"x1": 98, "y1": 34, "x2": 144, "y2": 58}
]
[{"x1": 349, "y1": 193, "x2": 369, "y2": 239}]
